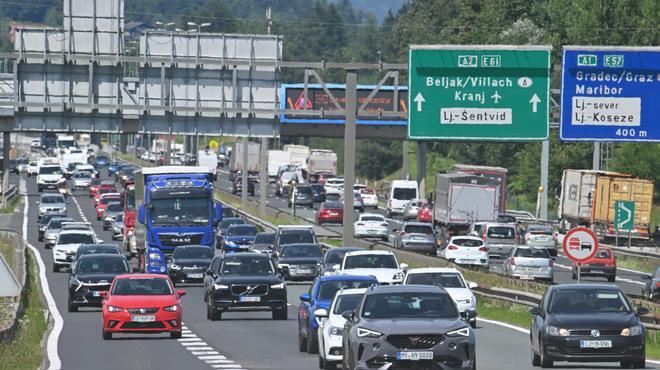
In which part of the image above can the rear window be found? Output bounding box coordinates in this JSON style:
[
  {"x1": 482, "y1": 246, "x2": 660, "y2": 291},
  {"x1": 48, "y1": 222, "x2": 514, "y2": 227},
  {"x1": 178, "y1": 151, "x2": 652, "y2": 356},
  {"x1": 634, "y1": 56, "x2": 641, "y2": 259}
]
[
  {"x1": 452, "y1": 238, "x2": 483, "y2": 247},
  {"x1": 487, "y1": 226, "x2": 516, "y2": 239},
  {"x1": 404, "y1": 225, "x2": 434, "y2": 234},
  {"x1": 392, "y1": 187, "x2": 417, "y2": 201},
  {"x1": 514, "y1": 248, "x2": 549, "y2": 258},
  {"x1": 322, "y1": 202, "x2": 342, "y2": 209},
  {"x1": 595, "y1": 249, "x2": 612, "y2": 259}
]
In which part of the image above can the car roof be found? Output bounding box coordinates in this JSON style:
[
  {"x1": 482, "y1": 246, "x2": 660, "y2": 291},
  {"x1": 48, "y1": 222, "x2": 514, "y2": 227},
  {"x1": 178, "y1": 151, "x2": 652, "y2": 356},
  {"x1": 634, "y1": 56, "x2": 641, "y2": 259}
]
[
  {"x1": 318, "y1": 274, "x2": 378, "y2": 282},
  {"x1": 368, "y1": 284, "x2": 446, "y2": 294},
  {"x1": 222, "y1": 217, "x2": 244, "y2": 222},
  {"x1": 59, "y1": 229, "x2": 95, "y2": 235},
  {"x1": 77, "y1": 253, "x2": 124, "y2": 260},
  {"x1": 406, "y1": 267, "x2": 461, "y2": 274},
  {"x1": 40, "y1": 193, "x2": 64, "y2": 199},
  {"x1": 221, "y1": 252, "x2": 270, "y2": 258},
  {"x1": 391, "y1": 180, "x2": 418, "y2": 187},
  {"x1": 403, "y1": 221, "x2": 433, "y2": 227},
  {"x1": 336, "y1": 288, "x2": 368, "y2": 296},
  {"x1": 100, "y1": 193, "x2": 121, "y2": 198},
  {"x1": 485, "y1": 222, "x2": 516, "y2": 227},
  {"x1": 256, "y1": 232, "x2": 275, "y2": 236},
  {"x1": 449, "y1": 236, "x2": 483, "y2": 241},
  {"x1": 114, "y1": 273, "x2": 169, "y2": 280},
  {"x1": 345, "y1": 250, "x2": 393, "y2": 257},
  {"x1": 359, "y1": 213, "x2": 384, "y2": 218},
  {"x1": 228, "y1": 223, "x2": 256, "y2": 228},
  {"x1": 551, "y1": 283, "x2": 620, "y2": 291},
  {"x1": 281, "y1": 243, "x2": 321, "y2": 248},
  {"x1": 79, "y1": 243, "x2": 120, "y2": 249}
]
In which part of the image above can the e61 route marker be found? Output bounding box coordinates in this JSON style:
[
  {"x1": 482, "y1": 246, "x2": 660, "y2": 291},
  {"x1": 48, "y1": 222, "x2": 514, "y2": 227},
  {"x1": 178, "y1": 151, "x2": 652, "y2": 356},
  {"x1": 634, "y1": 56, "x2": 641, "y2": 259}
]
[
  {"x1": 408, "y1": 45, "x2": 551, "y2": 141},
  {"x1": 562, "y1": 227, "x2": 599, "y2": 264}
]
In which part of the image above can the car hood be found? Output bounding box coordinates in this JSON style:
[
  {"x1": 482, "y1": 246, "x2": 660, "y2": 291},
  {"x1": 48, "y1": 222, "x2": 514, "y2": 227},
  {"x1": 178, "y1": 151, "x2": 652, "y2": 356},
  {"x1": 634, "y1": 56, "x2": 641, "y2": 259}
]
[
  {"x1": 107, "y1": 295, "x2": 179, "y2": 308},
  {"x1": 278, "y1": 257, "x2": 322, "y2": 265},
  {"x1": 444, "y1": 288, "x2": 475, "y2": 302},
  {"x1": 340, "y1": 268, "x2": 401, "y2": 282},
  {"x1": 38, "y1": 174, "x2": 62, "y2": 181},
  {"x1": 40, "y1": 203, "x2": 66, "y2": 209},
  {"x1": 75, "y1": 273, "x2": 124, "y2": 284},
  {"x1": 547, "y1": 312, "x2": 638, "y2": 330},
  {"x1": 215, "y1": 275, "x2": 282, "y2": 285},
  {"x1": 225, "y1": 236, "x2": 256, "y2": 243},
  {"x1": 172, "y1": 258, "x2": 212, "y2": 268},
  {"x1": 54, "y1": 243, "x2": 83, "y2": 252},
  {"x1": 360, "y1": 317, "x2": 466, "y2": 334}
]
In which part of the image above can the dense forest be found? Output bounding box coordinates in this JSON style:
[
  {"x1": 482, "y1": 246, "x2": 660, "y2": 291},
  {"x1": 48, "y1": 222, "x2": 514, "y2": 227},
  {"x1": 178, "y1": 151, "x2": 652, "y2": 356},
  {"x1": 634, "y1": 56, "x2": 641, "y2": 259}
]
[{"x1": 1, "y1": 0, "x2": 659, "y2": 212}]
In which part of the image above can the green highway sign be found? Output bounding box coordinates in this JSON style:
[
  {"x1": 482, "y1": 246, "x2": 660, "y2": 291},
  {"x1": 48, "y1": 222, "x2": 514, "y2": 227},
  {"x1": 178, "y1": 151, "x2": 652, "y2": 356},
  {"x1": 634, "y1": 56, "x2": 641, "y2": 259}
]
[
  {"x1": 614, "y1": 200, "x2": 635, "y2": 231},
  {"x1": 408, "y1": 45, "x2": 552, "y2": 140}
]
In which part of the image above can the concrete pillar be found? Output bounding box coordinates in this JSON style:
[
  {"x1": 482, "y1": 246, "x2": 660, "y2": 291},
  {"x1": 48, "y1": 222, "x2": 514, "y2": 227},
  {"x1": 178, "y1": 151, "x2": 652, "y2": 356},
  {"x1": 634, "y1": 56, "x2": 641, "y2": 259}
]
[
  {"x1": 342, "y1": 71, "x2": 357, "y2": 246},
  {"x1": 401, "y1": 141, "x2": 409, "y2": 180},
  {"x1": 416, "y1": 141, "x2": 427, "y2": 199},
  {"x1": 540, "y1": 140, "x2": 549, "y2": 220},
  {"x1": 241, "y1": 136, "x2": 250, "y2": 209},
  {"x1": 2, "y1": 133, "x2": 10, "y2": 208},
  {"x1": 259, "y1": 138, "x2": 268, "y2": 217},
  {"x1": 120, "y1": 134, "x2": 128, "y2": 154},
  {"x1": 592, "y1": 142, "x2": 601, "y2": 171},
  {"x1": 165, "y1": 136, "x2": 172, "y2": 165}
]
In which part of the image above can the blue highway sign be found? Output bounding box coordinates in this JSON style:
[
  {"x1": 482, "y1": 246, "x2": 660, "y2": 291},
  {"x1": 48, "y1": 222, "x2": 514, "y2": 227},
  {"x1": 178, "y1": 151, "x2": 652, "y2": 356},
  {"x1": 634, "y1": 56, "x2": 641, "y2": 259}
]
[{"x1": 560, "y1": 46, "x2": 660, "y2": 142}]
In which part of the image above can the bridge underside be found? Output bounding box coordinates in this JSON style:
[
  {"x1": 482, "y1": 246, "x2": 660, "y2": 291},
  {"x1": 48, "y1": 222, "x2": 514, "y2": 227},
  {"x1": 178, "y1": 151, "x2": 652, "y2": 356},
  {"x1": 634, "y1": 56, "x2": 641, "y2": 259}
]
[{"x1": 279, "y1": 123, "x2": 406, "y2": 140}]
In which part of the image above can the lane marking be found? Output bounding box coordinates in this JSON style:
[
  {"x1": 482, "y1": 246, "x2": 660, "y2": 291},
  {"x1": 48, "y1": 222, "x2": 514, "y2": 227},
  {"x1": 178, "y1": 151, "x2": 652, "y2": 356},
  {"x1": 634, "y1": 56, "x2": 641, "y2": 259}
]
[
  {"x1": 176, "y1": 323, "x2": 245, "y2": 369},
  {"x1": 22, "y1": 179, "x2": 63, "y2": 370},
  {"x1": 555, "y1": 262, "x2": 644, "y2": 286},
  {"x1": 70, "y1": 195, "x2": 88, "y2": 223},
  {"x1": 199, "y1": 355, "x2": 227, "y2": 360}
]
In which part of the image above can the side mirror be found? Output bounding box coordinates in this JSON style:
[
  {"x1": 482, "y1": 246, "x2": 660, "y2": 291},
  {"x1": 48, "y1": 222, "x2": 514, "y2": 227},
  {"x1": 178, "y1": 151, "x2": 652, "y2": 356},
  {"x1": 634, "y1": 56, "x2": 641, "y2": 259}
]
[
  {"x1": 392, "y1": 228, "x2": 399, "y2": 234},
  {"x1": 99, "y1": 291, "x2": 107, "y2": 299},
  {"x1": 138, "y1": 204, "x2": 145, "y2": 224},
  {"x1": 468, "y1": 282, "x2": 478, "y2": 289},
  {"x1": 314, "y1": 308, "x2": 329, "y2": 318},
  {"x1": 206, "y1": 269, "x2": 214, "y2": 276},
  {"x1": 529, "y1": 307, "x2": 541, "y2": 316},
  {"x1": 460, "y1": 309, "x2": 477, "y2": 320},
  {"x1": 642, "y1": 274, "x2": 653, "y2": 281},
  {"x1": 332, "y1": 264, "x2": 341, "y2": 272},
  {"x1": 97, "y1": 239, "x2": 104, "y2": 243},
  {"x1": 637, "y1": 307, "x2": 650, "y2": 316},
  {"x1": 299, "y1": 293, "x2": 311, "y2": 302},
  {"x1": 177, "y1": 290, "x2": 186, "y2": 297},
  {"x1": 400, "y1": 263, "x2": 409, "y2": 272},
  {"x1": 131, "y1": 267, "x2": 140, "y2": 273},
  {"x1": 342, "y1": 310, "x2": 354, "y2": 322}
]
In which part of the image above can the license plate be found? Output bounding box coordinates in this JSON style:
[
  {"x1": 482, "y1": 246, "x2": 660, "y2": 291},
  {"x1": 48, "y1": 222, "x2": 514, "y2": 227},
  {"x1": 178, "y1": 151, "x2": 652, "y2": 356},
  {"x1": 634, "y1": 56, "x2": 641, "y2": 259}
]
[
  {"x1": 187, "y1": 273, "x2": 203, "y2": 279},
  {"x1": 293, "y1": 269, "x2": 312, "y2": 274},
  {"x1": 131, "y1": 315, "x2": 156, "y2": 322},
  {"x1": 396, "y1": 351, "x2": 434, "y2": 361},
  {"x1": 92, "y1": 291, "x2": 101, "y2": 297},
  {"x1": 580, "y1": 340, "x2": 612, "y2": 349},
  {"x1": 458, "y1": 259, "x2": 475, "y2": 263},
  {"x1": 520, "y1": 274, "x2": 535, "y2": 280},
  {"x1": 239, "y1": 296, "x2": 261, "y2": 302}
]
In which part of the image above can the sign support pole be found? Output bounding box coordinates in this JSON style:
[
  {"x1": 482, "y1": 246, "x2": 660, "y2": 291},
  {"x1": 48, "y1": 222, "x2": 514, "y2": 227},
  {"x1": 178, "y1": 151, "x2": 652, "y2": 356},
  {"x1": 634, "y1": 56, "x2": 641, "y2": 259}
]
[
  {"x1": 342, "y1": 70, "x2": 357, "y2": 246},
  {"x1": 241, "y1": 136, "x2": 249, "y2": 210},
  {"x1": 577, "y1": 263, "x2": 581, "y2": 284},
  {"x1": 615, "y1": 228, "x2": 619, "y2": 247},
  {"x1": 628, "y1": 231, "x2": 632, "y2": 248}
]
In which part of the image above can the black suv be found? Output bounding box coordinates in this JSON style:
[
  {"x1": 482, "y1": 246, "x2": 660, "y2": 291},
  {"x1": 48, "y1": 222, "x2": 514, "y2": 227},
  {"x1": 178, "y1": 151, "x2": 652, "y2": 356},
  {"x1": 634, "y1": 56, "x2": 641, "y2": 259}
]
[
  {"x1": 204, "y1": 253, "x2": 287, "y2": 321},
  {"x1": 276, "y1": 243, "x2": 323, "y2": 281},
  {"x1": 67, "y1": 254, "x2": 130, "y2": 312},
  {"x1": 274, "y1": 227, "x2": 317, "y2": 256}
]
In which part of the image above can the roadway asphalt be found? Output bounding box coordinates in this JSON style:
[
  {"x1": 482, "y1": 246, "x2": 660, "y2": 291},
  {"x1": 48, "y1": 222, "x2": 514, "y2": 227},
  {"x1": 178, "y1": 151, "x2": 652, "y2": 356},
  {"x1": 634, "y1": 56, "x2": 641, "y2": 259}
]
[{"x1": 27, "y1": 163, "x2": 659, "y2": 369}]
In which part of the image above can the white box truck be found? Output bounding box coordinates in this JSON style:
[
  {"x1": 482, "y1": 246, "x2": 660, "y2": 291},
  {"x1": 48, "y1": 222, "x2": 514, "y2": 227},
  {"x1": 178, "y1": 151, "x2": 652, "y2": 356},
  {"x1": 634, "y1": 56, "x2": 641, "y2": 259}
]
[
  {"x1": 283, "y1": 145, "x2": 310, "y2": 170},
  {"x1": 230, "y1": 141, "x2": 260, "y2": 181},
  {"x1": 308, "y1": 149, "x2": 337, "y2": 177},
  {"x1": 268, "y1": 150, "x2": 291, "y2": 181},
  {"x1": 198, "y1": 150, "x2": 219, "y2": 180}
]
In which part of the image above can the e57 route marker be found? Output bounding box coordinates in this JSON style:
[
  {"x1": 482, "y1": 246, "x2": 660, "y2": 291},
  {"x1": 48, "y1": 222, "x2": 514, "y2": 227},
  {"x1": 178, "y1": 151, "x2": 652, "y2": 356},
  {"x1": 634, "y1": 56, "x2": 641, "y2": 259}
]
[
  {"x1": 560, "y1": 46, "x2": 660, "y2": 142},
  {"x1": 562, "y1": 227, "x2": 599, "y2": 264},
  {"x1": 408, "y1": 45, "x2": 551, "y2": 141}
]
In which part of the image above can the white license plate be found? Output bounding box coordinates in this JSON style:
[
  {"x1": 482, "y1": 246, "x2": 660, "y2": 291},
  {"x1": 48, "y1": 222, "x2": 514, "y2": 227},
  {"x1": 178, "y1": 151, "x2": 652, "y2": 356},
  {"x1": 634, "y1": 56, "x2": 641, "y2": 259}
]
[
  {"x1": 92, "y1": 291, "x2": 101, "y2": 297},
  {"x1": 580, "y1": 340, "x2": 612, "y2": 349},
  {"x1": 293, "y1": 269, "x2": 312, "y2": 274},
  {"x1": 458, "y1": 259, "x2": 475, "y2": 263},
  {"x1": 239, "y1": 296, "x2": 261, "y2": 302},
  {"x1": 187, "y1": 273, "x2": 203, "y2": 279},
  {"x1": 131, "y1": 315, "x2": 156, "y2": 322},
  {"x1": 396, "y1": 351, "x2": 434, "y2": 361},
  {"x1": 520, "y1": 274, "x2": 535, "y2": 280}
]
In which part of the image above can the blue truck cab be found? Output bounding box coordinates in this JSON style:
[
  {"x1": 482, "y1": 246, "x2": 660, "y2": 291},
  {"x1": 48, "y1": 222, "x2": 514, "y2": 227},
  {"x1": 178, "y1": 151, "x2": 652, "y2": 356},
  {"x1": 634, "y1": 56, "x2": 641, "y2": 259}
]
[{"x1": 136, "y1": 166, "x2": 222, "y2": 274}]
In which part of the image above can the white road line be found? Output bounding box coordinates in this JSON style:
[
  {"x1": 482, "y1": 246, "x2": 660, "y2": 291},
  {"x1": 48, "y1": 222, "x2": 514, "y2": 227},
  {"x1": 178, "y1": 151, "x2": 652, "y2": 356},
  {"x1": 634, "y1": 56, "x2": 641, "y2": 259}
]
[
  {"x1": 187, "y1": 347, "x2": 214, "y2": 351},
  {"x1": 181, "y1": 341, "x2": 209, "y2": 346},
  {"x1": 22, "y1": 180, "x2": 63, "y2": 370},
  {"x1": 205, "y1": 359, "x2": 232, "y2": 364},
  {"x1": 70, "y1": 195, "x2": 88, "y2": 223},
  {"x1": 191, "y1": 351, "x2": 221, "y2": 356},
  {"x1": 199, "y1": 355, "x2": 227, "y2": 360},
  {"x1": 210, "y1": 365, "x2": 242, "y2": 369},
  {"x1": 178, "y1": 337, "x2": 203, "y2": 342}
]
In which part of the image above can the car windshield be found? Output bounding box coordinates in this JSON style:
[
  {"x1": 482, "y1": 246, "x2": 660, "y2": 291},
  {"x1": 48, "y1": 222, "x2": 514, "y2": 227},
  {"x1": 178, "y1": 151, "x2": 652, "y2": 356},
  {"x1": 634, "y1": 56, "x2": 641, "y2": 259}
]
[
  {"x1": 222, "y1": 208, "x2": 235, "y2": 218},
  {"x1": 311, "y1": 184, "x2": 324, "y2": 191},
  {"x1": 325, "y1": 249, "x2": 358, "y2": 265},
  {"x1": 219, "y1": 256, "x2": 275, "y2": 276},
  {"x1": 404, "y1": 225, "x2": 434, "y2": 234},
  {"x1": 361, "y1": 216, "x2": 385, "y2": 222},
  {"x1": 406, "y1": 272, "x2": 466, "y2": 288},
  {"x1": 220, "y1": 219, "x2": 245, "y2": 229},
  {"x1": 393, "y1": 188, "x2": 416, "y2": 200},
  {"x1": 297, "y1": 187, "x2": 313, "y2": 195},
  {"x1": 318, "y1": 280, "x2": 374, "y2": 300},
  {"x1": 279, "y1": 231, "x2": 315, "y2": 245},
  {"x1": 173, "y1": 247, "x2": 214, "y2": 259},
  {"x1": 452, "y1": 238, "x2": 483, "y2": 247},
  {"x1": 150, "y1": 197, "x2": 210, "y2": 226},
  {"x1": 362, "y1": 292, "x2": 458, "y2": 319},
  {"x1": 58, "y1": 233, "x2": 95, "y2": 244},
  {"x1": 255, "y1": 233, "x2": 275, "y2": 244},
  {"x1": 106, "y1": 203, "x2": 122, "y2": 212},
  {"x1": 227, "y1": 225, "x2": 257, "y2": 237},
  {"x1": 487, "y1": 226, "x2": 516, "y2": 239},
  {"x1": 79, "y1": 246, "x2": 119, "y2": 255},
  {"x1": 96, "y1": 156, "x2": 109, "y2": 162},
  {"x1": 333, "y1": 294, "x2": 364, "y2": 314},
  {"x1": 47, "y1": 218, "x2": 72, "y2": 229},
  {"x1": 344, "y1": 254, "x2": 398, "y2": 269},
  {"x1": 281, "y1": 244, "x2": 323, "y2": 258},
  {"x1": 497, "y1": 215, "x2": 517, "y2": 223},
  {"x1": 42, "y1": 196, "x2": 64, "y2": 204},
  {"x1": 99, "y1": 188, "x2": 116, "y2": 195},
  {"x1": 100, "y1": 197, "x2": 120, "y2": 205},
  {"x1": 514, "y1": 248, "x2": 549, "y2": 258},
  {"x1": 528, "y1": 227, "x2": 553, "y2": 235},
  {"x1": 39, "y1": 166, "x2": 62, "y2": 175},
  {"x1": 114, "y1": 214, "x2": 123, "y2": 223},
  {"x1": 548, "y1": 289, "x2": 631, "y2": 314},
  {"x1": 111, "y1": 278, "x2": 173, "y2": 295},
  {"x1": 74, "y1": 172, "x2": 91, "y2": 179},
  {"x1": 76, "y1": 257, "x2": 128, "y2": 274},
  {"x1": 594, "y1": 249, "x2": 612, "y2": 259}
]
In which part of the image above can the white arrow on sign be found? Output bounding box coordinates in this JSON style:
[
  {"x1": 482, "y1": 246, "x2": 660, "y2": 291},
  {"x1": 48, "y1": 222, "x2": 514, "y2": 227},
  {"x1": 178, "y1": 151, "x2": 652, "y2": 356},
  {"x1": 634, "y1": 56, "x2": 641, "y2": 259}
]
[
  {"x1": 414, "y1": 92, "x2": 425, "y2": 112},
  {"x1": 529, "y1": 93, "x2": 541, "y2": 113},
  {"x1": 617, "y1": 203, "x2": 632, "y2": 230}
]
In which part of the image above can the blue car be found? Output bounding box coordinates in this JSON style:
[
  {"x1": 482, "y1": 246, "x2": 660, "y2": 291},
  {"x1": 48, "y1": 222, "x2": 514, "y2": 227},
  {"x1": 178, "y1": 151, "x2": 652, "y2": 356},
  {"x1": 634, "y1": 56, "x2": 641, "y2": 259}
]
[
  {"x1": 297, "y1": 274, "x2": 378, "y2": 354},
  {"x1": 145, "y1": 247, "x2": 168, "y2": 274},
  {"x1": 95, "y1": 155, "x2": 110, "y2": 167},
  {"x1": 310, "y1": 183, "x2": 327, "y2": 203},
  {"x1": 223, "y1": 224, "x2": 258, "y2": 253},
  {"x1": 107, "y1": 162, "x2": 123, "y2": 177}
]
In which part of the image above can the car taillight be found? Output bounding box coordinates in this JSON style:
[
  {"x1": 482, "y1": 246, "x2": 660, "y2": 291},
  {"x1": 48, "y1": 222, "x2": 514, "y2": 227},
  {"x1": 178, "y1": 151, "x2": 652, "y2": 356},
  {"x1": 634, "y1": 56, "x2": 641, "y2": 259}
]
[
  {"x1": 549, "y1": 259, "x2": 554, "y2": 267},
  {"x1": 478, "y1": 247, "x2": 488, "y2": 252},
  {"x1": 510, "y1": 258, "x2": 516, "y2": 266},
  {"x1": 656, "y1": 282, "x2": 660, "y2": 288},
  {"x1": 447, "y1": 245, "x2": 458, "y2": 250},
  {"x1": 552, "y1": 233, "x2": 558, "y2": 241},
  {"x1": 482, "y1": 232, "x2": 486, "y2": 241},
  {"x1": 525, "y1": 234, "x2": 531, "y2": 241}
]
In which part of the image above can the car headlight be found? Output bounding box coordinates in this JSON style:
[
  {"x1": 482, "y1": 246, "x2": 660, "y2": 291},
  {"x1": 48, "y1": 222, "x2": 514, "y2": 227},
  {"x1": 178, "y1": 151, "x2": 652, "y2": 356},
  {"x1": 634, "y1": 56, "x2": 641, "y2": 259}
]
[
  {"x1": 214, "y1": 283, "x2": 229, "y2": 290},
  {"x1": 446, "y1": 327, "x2": 470, "y2": 337},
  {"x1": 393, "y1": 272, "x2": 404, "y2": 281},
  {"x1": 621, "y1": 325, "x2": 643, "y2": 336},
  {"x1": 107, "y1": 305, "x2": 123, "y2": 312},
  {"x1": 545, "y1": 325, "x2": 570, "y2": 336},
  {"x1": 329, "y1": 326, "x2": 343, "y2": 337},
  {"x1": 169, "y1": 264, "x2": 181, "y2": 271},
  {"x1": 356, "y1": 327, "x2": 382, "y2": 338},
  {"x1": 278, "y1": 263, "x2": 290, "y2": 269},
  {"x1": 163, "y1": 304, "x2": 179, "y2": 312},
  {"x1": 270, "y1": 283, "x2": 285, "y2": 289},
  {"x1": 54, "y1": 249, "x2": 64, "y2": 255},
  {"x1": 456, "y1": 298, "x2": 472, "y2": 305}
]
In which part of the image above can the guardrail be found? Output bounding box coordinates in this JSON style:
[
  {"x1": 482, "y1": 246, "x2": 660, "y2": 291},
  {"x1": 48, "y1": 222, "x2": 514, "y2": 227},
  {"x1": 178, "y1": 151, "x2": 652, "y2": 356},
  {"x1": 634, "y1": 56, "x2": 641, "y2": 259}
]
[
  {"x1": 3, "y1": 184, "x2": 18, "y2": 202},
  {"x1": 0, "y1": 230, "x2": 27, "y2": 342}
]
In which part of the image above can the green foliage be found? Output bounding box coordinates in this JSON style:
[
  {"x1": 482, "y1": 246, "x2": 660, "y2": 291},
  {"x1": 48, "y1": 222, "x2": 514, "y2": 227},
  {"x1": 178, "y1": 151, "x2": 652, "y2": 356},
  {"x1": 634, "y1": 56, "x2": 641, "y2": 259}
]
[{"x1": 610, "y1": 144, "x2": 660, "y2": 200}]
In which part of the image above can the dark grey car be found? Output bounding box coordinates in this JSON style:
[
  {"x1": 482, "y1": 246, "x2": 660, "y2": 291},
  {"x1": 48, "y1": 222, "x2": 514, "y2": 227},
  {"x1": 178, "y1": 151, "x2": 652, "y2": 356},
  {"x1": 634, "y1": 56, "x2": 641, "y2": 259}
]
[
  {"x1": 393, "y1": 222, "x2": 438, "y2": 255},
  {"x1": 341, "y1": 285, "x2": 476, "y2": 370}
]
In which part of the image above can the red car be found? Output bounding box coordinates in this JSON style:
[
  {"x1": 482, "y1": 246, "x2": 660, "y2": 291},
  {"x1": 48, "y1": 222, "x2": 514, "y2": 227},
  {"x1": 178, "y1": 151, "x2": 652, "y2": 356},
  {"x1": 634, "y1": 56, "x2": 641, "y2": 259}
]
[
  {"x1": 94, "y1": 185, "x2": 118, "y2": 206},
  {"x1": 90, "y1": 180, "x2": 116, "y2": 199},
  {"x1": 101, "y1": 274, "x2": 185, "y2": 340},
  {"x1": 316, "y1": 201, "x2": 343, "y2": 225},
  {"x1": 96, "y1": 194, "x2": 121, "y2": 220},
  {"x1": 572, "y1": 246, "x2": 617, "y2": 282},
  {"x1": 88, "y1": 178, "x2": 102, "y2": 198},
  {"x1": 417, "y1": 203, "x2": 432, "y2": 222}
]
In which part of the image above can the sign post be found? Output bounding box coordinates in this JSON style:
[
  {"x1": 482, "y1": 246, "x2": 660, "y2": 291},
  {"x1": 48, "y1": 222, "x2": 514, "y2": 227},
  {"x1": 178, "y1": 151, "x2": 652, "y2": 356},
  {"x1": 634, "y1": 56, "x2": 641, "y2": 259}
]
[
  {"x1": 563, "y1": 227, "x2": 600, "y2": 284},
  {"x1": 614, "y1": 200, "x2": 635, "y2": 247},
  {"x1": 560, "y1": 46, "x2": 660, "y2": 142},
  {"x1": 408, "y1": 45, "x2": 551, "y2": 140}
]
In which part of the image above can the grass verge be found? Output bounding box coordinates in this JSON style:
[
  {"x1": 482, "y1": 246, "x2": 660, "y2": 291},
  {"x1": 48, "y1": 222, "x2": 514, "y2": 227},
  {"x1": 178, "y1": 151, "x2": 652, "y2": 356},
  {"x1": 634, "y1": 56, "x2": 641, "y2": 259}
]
[
  {"x1": 616, "y1": 254, "x2": 657, "y2": 275},
  {"x1": 215, "y1": 190, "x2": 302, "y2": 227},
  {"x1": 0, "y1": 236, "x2": 13, "y2": 270},
  {"x1": 0, "y1": 251, "x2": 47, "y2": 370},
  {"x1": 0, "y1": 196, "x2": 21, "y2": 215}
]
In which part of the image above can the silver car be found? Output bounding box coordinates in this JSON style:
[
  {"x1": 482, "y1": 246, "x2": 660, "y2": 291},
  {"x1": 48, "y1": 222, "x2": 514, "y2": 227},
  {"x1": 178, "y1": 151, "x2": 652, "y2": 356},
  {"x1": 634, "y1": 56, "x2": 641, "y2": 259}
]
[
  {"x1": 111, "y1": 213, "x2": 124, "y2": 241},
  {"x1": 483, "y1": 222, "x2": 518, "y2": 257},
  {"x1": 524, "y1": 224, "x2": 558, "y2": 256},
  {"x1": 103, "y1": 202, "x2": 123, "y2": 231},
  {"x1": 43, "y1": 217, "x2": 74, "y2": 249},
  {"x1": 401, "y1": 199, "x2": 425, "y2": 221},
  {"x1": 71, "y1": 171, "x2": 93, "y2": 190},
  {"x1": 37, "y1": 193, "x2": 67, "y2": 220},
  {"x1": 393, "y1": 222, "x2": 438, "y2": 255},
  {"x1": 503, "y1": 246, "x2": 554, "y2": 282}
]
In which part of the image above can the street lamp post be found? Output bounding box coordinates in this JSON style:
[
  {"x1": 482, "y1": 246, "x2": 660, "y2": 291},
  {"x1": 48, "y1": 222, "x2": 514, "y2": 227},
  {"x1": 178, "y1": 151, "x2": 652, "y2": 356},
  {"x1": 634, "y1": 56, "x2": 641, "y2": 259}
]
[{"x1": 187, "y1": 22, "x2": 212, "y2": 33}]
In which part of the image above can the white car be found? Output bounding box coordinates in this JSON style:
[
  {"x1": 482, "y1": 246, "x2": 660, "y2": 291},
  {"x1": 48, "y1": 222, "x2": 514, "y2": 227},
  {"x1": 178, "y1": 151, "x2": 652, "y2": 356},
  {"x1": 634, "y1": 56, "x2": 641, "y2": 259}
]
[
  {"x1": 439, "y1": 236, "x2": 489, "y2": 268},
  {"x1": 354, "y1": 184, "x2": 378, "y2": 208},
  {"x1": 403, "y1": 267, "x2": 478, "y2": 327},
  {"x1": 324, "y1": 178, "x2": 344, "y2": 197},
  {"x1": 333, "y1": 250, "x2": 407, "y2": 285},
  {"x1": 353, "y1": 213, "x2": 388, "y2": 241},
  {"x1": 316, "y1": 288, "x2": 367, "y2": 369},
  {"x1": 74, "y1": 163, "x2": 97, "y2": 177},
  {"x1": 27, "y1": 161, "x2": 38, "y2": 176},
  {"x1": 52, "y1": 229, "x2": 99, "y2": 272}
]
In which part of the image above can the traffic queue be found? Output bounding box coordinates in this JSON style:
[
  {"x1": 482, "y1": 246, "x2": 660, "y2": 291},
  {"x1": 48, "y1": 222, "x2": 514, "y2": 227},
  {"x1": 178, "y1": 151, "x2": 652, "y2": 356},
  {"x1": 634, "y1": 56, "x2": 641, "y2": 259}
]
[{"x1": 26, "y1": 142, "x2": 650, "y2": 370}]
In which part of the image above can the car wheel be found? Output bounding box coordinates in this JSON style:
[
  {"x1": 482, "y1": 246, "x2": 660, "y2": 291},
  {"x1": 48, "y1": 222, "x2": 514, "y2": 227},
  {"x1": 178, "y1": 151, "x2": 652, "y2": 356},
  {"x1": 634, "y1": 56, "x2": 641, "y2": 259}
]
[
  {"x1": 608, "y1": 275, "x2": 616, "y2": 282},
  {"x1": 102, "y1": 329, "x2": 112, "y2": 340},
  {"x1": 319, "y1": 355, "x2": 325, "y2": 370},
  {"x1": 38, "y1": 235, "x2": 43, "y2": 242},
  {"x1": 531, "y1": 343, "x2": 541, "y2": 367},
  {"x1": 67, "y1": 296, "x2": 78, "y2": 313},
  {"x1": 97, "y1": 216, "x2": 101, "y2": 220},
  {"x1": 307, "y1": 325, "x2": 319, "y2": 354},
  {"x1": 469, "y1": 318, "x2": 476, "y2": 329},
  {"x1": 103, "y1": 225, "x2": 108, "y2": 231},
  {"x1": 324, "y1": 358, "x2": 336, "y2": 370},
  {"x1": 52, "y1": 264, "x2": 59, "y2": 273},
  {"x1": 272, "y1": 307, "x2": 287, "y2": 320},
  {"x1": 571, "y1": 272, "x2": 576, "y2": 280},
  {"x1": 539, "y1": 339, "x2": 553, "y2": 368},
  {"x1": 298, "y1": 326, "x2": 308, "y2": 352},
  {"x1": 203, "y1": 289, "x2": 208, "y2": 302},
  {"x1": 207, "y1": 299, "x2": 221, "y2": 321},
  {"x1": 170, "y1": 331, "x2": 182, "y2": 339},
  {"x1": 381, "y1": 236, "x2": 388, "y2": 242}
]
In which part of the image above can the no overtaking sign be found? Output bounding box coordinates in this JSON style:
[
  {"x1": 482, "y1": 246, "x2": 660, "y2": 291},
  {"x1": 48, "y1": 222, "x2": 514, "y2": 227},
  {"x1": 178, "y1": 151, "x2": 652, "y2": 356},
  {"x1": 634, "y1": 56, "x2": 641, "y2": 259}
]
[{"x1": 562, "y1": 227, "x2": 599, "y2": 264}]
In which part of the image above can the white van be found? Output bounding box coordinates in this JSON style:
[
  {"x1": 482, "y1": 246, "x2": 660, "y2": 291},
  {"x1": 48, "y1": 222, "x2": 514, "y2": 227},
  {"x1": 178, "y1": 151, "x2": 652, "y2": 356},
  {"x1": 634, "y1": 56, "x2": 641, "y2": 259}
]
[{"x1": 387, "y1": 180, "x2": 419, "y2": 217}]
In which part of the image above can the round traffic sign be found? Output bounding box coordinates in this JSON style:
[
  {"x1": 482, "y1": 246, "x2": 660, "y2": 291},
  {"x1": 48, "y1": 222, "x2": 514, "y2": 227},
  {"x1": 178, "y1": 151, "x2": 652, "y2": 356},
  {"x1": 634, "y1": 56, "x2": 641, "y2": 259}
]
[
  {"x1": 209, "y1": 140, "x2": 219, "y2": 151},
  {"x1": 562, "y1": 227, "x2": 599, "y2": 264}
]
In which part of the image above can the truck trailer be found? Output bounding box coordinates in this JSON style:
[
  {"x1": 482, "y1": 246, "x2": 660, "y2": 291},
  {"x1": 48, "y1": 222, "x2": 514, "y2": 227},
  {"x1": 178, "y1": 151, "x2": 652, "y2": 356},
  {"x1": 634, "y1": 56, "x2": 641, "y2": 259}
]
[{"x1": 229, "y1": 141, "x2": 260, "y2": 181}]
